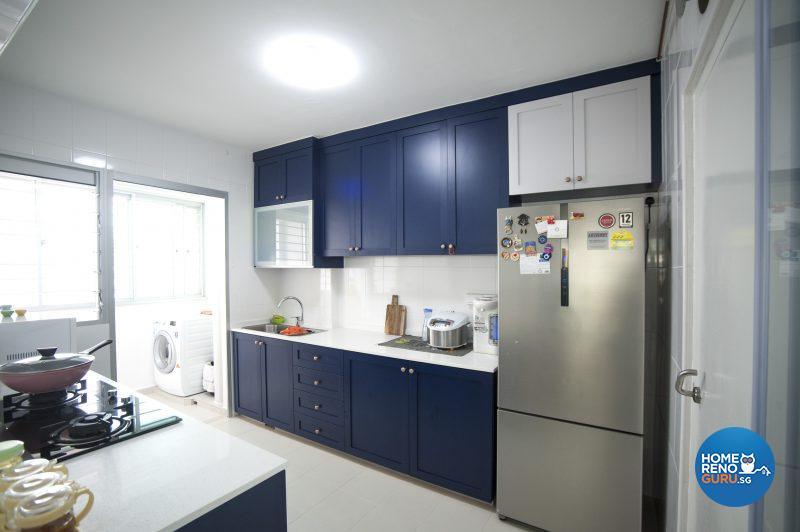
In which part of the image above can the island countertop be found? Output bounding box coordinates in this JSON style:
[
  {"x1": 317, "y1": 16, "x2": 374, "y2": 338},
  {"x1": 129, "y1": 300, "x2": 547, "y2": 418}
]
[
  {"x1": 65, "y1": 373, "x2": 286, "y2": 532},
  {"x1": 229, "y1": 324, "x2": 499, "y2": 373}
]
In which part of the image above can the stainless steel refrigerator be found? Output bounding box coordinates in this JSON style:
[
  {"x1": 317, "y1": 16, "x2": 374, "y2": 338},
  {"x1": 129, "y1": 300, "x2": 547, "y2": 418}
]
[{"x1": 496, "y1": 197, "x2": 647, "y2": 532}]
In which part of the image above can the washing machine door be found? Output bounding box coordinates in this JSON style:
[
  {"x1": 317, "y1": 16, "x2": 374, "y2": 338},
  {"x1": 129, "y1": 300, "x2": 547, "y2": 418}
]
[{"x1": 153, "y1": 330, "x2": 177, "y2": 374}]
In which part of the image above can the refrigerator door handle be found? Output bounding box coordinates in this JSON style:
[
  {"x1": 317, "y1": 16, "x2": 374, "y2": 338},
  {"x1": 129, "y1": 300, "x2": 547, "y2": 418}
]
[{"x1": 675, "y1": 369, "x2": 702, "y2": 403}]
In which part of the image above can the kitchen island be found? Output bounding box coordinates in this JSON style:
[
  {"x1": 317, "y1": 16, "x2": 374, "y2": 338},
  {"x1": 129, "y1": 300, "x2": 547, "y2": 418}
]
[{"x1": 65, "y1": 373, "x2": 288, "y2": 531}]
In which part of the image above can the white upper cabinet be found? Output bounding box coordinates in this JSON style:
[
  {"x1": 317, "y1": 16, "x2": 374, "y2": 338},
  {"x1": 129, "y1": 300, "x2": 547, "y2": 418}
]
[
  {"x1": 508, "y1": 94, "x2": 574, "y2": 194},
  {"x1": 508, "y1": 76, "x2": 652, "y2": 194}
]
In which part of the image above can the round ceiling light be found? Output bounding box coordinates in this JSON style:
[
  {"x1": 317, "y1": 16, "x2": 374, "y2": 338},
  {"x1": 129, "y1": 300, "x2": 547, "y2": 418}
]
[{"x1": 262, "y1": 34, "x2": 358, "y2": 90}]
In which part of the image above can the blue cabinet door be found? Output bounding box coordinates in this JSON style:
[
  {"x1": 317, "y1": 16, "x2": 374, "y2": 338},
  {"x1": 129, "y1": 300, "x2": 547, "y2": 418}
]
[
  {"x1": 320, "y1": 143, "x2": 358, "y2": 256},
  {"x1": 356, "y1": 134, "x2": 396, "y2": 255},
  {"x1": 255, "y1": 157, "x2": 284, "y2": 207},
  {"x1": 232, "y1": 333, "x2": 264, "y2": 422},
  {"x1": 283, "y1": 149, "x2": 313, "y2": 203},
  {"x1": 396, "y1": 122, "x2": 449, "y2": 254},
  {"x1": 448, "y1": 110, "x2": 509, "y2": 254},
  {"x1": 343, "y1": 352, "x2": 410, "y2": 472},
  {"x1": 410, "y1": 362, "x2": 496, "y2": 501},
  {"x1": 264, "y1": 339, "x2": 294, "y2": 431}
]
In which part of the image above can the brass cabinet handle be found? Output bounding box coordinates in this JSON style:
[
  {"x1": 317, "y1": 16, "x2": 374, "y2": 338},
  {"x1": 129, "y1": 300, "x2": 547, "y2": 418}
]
[
  {"x1": 400, "y1": 367, "x2": 406, "y2": 373},
  {"x1": 564, "y1": 176, "x2": 572, "y2": 183},
  {"x1": 576, "y1": 175, "x2": 583, "y2": 182},
  {"x1": 408, "y1": 368, "x2": 415, "y2": 374}
]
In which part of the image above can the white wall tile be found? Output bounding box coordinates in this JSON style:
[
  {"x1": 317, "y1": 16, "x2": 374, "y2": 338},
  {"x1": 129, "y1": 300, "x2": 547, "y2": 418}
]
[
  {"x1": 136, "y1": 121, "x2": 163, "y2": 167},
  {"x1": 0, "y1": 132, "x2": 33, "y2": 154},
  {"x1": 106, "y1": 156, "x2": 136, "y2": 174},
  {"x1": 72, "y1": 103, "x2": 106, "y2": 154},
  {"x1": 107, "y1": 113, "x2": 138, "y2": 160},
  {"x1": 0, "y1": 79, "x2": 33, "y2": 138},
  {"x1": 33, "y1": 141, "x2": 71, "y2": 162},
  {"x1": 33, "y1": 91, "x2": 72, "y2": 146}
]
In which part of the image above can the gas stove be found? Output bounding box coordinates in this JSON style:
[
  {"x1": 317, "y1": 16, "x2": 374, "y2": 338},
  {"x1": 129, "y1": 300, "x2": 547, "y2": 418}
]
[{"x1": 1, "y1": 373, "x2": 181, "y2": 461}]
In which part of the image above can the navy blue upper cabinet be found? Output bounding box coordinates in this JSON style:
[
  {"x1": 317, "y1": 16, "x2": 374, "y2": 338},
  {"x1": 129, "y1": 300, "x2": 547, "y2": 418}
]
[
  {"x1": 321, "y1": 134, "x2": 397, "y2": 257},
  {"x1": 320, "y1": 143, "x2": 358, "y2": 256},
  {"x1": 263, "y1": 339, "x2": 294, "y2": 431},
  {"x1": 232, "y1": 333, "x2": 264, "y2": 422},
  {"x1": 356, "y1": 134, "x2": 396, "y2": 255},
  {"x1": 254, "y1": 140, "x2": 315, "y2": 207},
  {"x1": 409, "y1": 362, "x2": 496, "y2": 502},
  {"x1": 343, "y1": 352, "x2": 410, "y2": 473},
  {"x1": 448, "y1": 110, "x2": 509, "y2": 254},
  {"x1": 396, "y1": 122, "x2": 450, "y2": 254}
]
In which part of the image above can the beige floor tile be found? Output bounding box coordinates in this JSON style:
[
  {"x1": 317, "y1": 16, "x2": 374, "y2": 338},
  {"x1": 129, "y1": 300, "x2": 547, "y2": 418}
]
[
  {"x1": 206, "y1": 415, "x2": 260, "y2": 436},
  {"x1": 416, "y1": 496, "x2": 494, "y2": 532},
  {"x1": 286, "y1": 474, "x2": 341, "y2": 518},
  {"x1": 340, "y1": 467, "x2": 409, "y2": 505},
  {"x1": 301, "y1": 453, "x2": 367, "y2": 489},
  {"x1": 290, "y1": 488, "x2": 375, "y2": 532},
  {"x1": 236, "y1": 426, "x2": 304, "y2": 456},
  {"x1": 482, "y1": 514, "x2": 537, "y2": 531}
]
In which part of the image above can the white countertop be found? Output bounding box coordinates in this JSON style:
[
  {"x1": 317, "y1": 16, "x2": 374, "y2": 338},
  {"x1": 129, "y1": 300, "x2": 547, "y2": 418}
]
[
  {"x1": 229, "y1": 324, "x2": 499, "y2": 373},
  {"x1": 67, "y1": 373, "x2": 287, "y2": 532}
]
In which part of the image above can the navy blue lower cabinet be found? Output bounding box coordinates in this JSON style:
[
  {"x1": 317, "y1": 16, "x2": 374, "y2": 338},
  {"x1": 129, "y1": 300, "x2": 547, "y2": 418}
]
[
  {"x1": 343, "y1": 352, "x2": 411, "y2": 473},
  {"x1": 232, "y1": 333, "x2": 264, "y2": 422},
  {"x1": 409, "y1": 362, "x2": 496, "y2": 502},
  {"x1": 263, "y1": 339, "x2": 294, "y2": 431}
]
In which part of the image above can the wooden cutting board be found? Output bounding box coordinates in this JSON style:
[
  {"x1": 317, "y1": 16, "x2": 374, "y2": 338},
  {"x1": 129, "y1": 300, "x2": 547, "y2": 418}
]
[{"x1": 384, "y1": 294, "x2": 407, "y2": 335}]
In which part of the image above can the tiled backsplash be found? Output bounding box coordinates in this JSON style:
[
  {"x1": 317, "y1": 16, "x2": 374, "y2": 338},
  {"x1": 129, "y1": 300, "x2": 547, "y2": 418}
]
[{"x1": 276, "y1": 255, "x2": 497, "y2": 334}]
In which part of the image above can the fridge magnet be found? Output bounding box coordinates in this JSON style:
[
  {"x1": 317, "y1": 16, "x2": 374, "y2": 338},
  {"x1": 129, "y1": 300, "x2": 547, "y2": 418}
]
[
  {"x1": 520, "y1": 253, "x2": 550, "y2": 275},
  {"x1": 547, "y1": 220, "x2": 568, "y2": 239},
  {"x1": 511, "y1": 251, "x2": 520, "y2": 261},
  {"x1": 512, "y1": 235, "x2": 523, "y2": 251},
  {"x1": 618, "y1": 211, "x2": 633, "y2": 228},
  {"x1": 501, "y1": 250, "x2": 511, "y2": 260},
  {"x1": 523, "y1": 241, "x2": 537, "y2": 256},
  {"x1": 516, "y1": 213, "x2": 530, "y2": 234},
  {"x1": 534, "y1": 216, "x2": 553, "y2": 234},
  {"x1": 569, "y1": 211, "x2": 585, "y2": 221},
  {"x1": 537, "y1": 234, "x2": 548, "y2": 245},
  {"x1": 541, "y1": 252, "x2": 552, "y2": 261},
  {"x1": 503, "y1": 216, "x2": 514, "y2": 234},
  {"x1": 587, "y1": 230, "x2": 610, "y2": 250},
  {"x1": 610, "y1": 229, "x2": 635, "y2": 250},
  {"x1": 598, "y1": 213, "x2": 616, "y2": 229},
  {"x1": 500, "y1": 237, "x2": 513, "y2": 248},
  {"x1": 543, "y1": 242, "x2": 554, "y2": 255}
]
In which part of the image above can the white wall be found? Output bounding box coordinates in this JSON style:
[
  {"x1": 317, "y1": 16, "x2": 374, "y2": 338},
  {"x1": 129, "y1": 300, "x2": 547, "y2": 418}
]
[
  {"x1": 0, "y1": 77, "x2": 282, "y2": 379},
  {"x1": 658, "y1": 3, "x2": 723, "y2": 531},
  {"x1": 276, "y1": 255, "x2": 497, "y2": 335}
]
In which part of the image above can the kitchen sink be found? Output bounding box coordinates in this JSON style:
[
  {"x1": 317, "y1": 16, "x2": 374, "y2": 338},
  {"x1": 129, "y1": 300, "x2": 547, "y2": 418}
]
[{"x1": 241, "y1": 323, "x2": 325, "y2": 335}]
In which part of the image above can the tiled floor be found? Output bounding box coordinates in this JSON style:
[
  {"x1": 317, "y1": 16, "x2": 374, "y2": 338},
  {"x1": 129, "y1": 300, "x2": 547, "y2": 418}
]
[{"x1": 143, "y1": 389, "x2": 532, "y2": 531}]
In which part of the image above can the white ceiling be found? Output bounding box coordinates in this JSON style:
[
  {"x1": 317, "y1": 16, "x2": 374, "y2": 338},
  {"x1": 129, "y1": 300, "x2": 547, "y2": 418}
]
[{"x1": 0, "y1": 0, "x2": 663, "y2": 150}]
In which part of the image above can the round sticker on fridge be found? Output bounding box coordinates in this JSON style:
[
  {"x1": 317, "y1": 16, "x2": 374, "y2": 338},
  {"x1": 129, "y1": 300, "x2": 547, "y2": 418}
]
[
  {"x1": 510, "y1": 252, "x2": 520, "y2": 261},
  {"x1": 537, "y1": 234, "x2": 548, "y2": 245},
  {"x1": 500, "y1": 250, "x2": 511, "y2": 261},
  {"x1": 500, "y1": 237, "x2": 512, "y2": 248},
  {"x1": 598, "y1": 213, "x2": 616, "y2": 229}
]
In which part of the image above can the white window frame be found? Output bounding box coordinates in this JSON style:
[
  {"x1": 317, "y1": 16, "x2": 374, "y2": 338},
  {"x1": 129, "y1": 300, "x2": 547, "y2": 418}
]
[
  {"x1": 112, "y1": 188, "x2": 206, "y2": 304},
  {"x1": 0, "y1": 153, "x2": 107, "y2": 325}
]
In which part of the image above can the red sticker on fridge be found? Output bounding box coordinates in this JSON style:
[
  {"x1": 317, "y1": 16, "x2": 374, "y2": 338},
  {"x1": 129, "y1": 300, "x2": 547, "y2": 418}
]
[{"x1": 598, "y1": 213, "x2": 616, "y2": 229}]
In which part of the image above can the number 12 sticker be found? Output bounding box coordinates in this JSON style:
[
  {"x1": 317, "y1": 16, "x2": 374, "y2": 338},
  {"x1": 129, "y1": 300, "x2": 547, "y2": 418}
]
[{"x1": 619, "y1": 212, "x2": 633, "y2": 228}]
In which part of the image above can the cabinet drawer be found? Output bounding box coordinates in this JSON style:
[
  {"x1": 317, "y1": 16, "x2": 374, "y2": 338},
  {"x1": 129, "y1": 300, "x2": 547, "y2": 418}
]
[
  {"x1": 295, "y1": 414, "x2": 344, "y2": 449},
  {"x1": 294, "y1": 345, "x2": 343, "y2": 373},
  {"x1": 294, "y1": 390, "x2": 344, "y2": 425},
  {"x1": 294, "y1": 366, "x2": 342, "y2": 399}
]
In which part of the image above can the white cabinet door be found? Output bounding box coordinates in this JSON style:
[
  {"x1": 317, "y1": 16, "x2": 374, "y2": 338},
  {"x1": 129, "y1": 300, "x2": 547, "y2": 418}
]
[
  {"x1": 572, "y1": 76, "x2": 651, "y2": 189},
  {"x1": 508, "y1": 94, "x2": 574, "y2": 194}
]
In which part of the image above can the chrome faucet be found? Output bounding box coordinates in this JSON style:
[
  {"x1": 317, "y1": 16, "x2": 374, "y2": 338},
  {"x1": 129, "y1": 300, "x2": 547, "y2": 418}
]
[{"x1": 277, "y1": 296, "x2": 304, "y2": 327}]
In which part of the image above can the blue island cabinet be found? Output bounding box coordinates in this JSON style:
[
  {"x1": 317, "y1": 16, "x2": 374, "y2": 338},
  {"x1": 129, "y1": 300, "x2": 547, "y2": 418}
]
[{"x1": 343, "y1": 351, "x2": 496, "y2": 501}]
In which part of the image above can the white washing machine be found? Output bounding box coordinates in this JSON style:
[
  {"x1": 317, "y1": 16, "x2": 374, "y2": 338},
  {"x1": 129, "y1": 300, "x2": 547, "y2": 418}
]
[{"x1": 152, "y1": 315, "x2": 214, "y2": 397}]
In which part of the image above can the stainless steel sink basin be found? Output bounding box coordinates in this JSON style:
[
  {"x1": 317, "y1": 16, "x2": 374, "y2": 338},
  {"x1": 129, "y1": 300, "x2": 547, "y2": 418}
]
[{"x1": 241, "y1": 323, "x2": 325, "y2": 335}]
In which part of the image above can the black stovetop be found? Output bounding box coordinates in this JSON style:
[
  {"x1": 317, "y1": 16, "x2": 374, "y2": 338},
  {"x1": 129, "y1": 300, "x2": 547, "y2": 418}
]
[{"x1": 1, "y1": 374, "x2": 181, "y2": 461}]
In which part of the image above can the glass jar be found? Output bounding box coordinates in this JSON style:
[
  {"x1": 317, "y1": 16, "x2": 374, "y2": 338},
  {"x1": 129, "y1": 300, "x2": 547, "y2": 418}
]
[{"x1": 12, "y1": 483, "x2": 93, "y2": 532}]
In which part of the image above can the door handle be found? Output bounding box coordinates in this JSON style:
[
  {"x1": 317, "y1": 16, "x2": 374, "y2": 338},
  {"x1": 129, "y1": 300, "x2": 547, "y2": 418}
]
[{"x1": 675, "y1": 369, "x2": 702, "y2": 404}]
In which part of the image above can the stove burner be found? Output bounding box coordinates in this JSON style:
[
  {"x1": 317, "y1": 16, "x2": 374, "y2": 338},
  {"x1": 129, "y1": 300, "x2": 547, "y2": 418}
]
[
  {"x1": 51, "y1": 412, "x2": 131, "y2": 447},
  {"x1": 3, "y1": 380, "x2": 88, "y2": 413}
]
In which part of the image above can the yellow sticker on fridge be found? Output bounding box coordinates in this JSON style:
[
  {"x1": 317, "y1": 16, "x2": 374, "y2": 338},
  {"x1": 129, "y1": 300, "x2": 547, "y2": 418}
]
[{"x1": 610, "y1": 229, "x2": 635, "y2": 250}]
